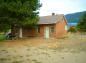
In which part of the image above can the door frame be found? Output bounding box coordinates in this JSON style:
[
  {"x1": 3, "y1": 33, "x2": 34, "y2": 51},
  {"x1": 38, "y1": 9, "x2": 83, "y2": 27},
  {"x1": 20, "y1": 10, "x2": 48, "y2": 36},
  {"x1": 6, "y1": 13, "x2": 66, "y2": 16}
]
[{"x1": 44, "y1": 26, "x2": 50, "y2": 39}]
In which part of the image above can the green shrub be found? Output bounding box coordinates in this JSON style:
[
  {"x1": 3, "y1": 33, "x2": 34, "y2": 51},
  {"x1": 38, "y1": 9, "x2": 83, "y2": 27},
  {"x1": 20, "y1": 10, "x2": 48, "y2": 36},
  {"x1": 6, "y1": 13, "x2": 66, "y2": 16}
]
[{"x1": 68, "y1": 26, "x2": 77, "y2": 32}]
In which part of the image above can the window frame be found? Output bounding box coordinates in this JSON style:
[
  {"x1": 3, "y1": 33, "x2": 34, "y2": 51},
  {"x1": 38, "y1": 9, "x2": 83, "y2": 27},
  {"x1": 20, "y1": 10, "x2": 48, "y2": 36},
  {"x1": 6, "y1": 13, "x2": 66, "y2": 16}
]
[{"x1": 50, "y1": 26, "x2": 55, "y2": 33}]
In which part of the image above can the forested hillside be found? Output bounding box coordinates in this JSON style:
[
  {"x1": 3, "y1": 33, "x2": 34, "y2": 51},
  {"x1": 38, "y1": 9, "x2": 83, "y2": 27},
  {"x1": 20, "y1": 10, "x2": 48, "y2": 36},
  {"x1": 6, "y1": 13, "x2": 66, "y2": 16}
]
[{"x1": 65, "y1": 11, "x2": 85, "y2": 23}]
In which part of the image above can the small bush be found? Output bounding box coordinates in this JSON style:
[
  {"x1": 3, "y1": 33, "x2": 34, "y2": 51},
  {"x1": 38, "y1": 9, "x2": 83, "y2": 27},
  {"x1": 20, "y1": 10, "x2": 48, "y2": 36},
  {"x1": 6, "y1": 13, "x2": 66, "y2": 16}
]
[{"x1": 68, "y1": 26, "x2": 77, "y2": 32}]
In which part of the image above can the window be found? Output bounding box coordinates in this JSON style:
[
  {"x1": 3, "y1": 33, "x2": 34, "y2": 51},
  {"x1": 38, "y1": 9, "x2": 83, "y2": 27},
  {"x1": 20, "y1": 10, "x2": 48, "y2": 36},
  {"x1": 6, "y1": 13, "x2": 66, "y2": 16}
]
[{"x1": 50, "y1": 26, "x2": 54, "y2": 33}]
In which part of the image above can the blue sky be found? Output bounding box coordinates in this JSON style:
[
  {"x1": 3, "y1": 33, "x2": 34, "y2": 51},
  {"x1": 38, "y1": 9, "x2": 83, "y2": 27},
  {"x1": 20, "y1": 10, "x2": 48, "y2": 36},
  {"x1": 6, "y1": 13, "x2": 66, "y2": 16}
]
[{"x1": 39, "y1": 0, "x2": 86, "y2": 16}]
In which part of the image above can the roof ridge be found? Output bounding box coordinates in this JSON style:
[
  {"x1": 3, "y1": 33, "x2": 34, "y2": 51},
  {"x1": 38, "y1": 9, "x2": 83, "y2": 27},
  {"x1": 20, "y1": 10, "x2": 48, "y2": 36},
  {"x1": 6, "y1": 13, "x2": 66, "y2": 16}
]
[{"x1": 40, "y1": 14, "x2": 64, "y2": 17}]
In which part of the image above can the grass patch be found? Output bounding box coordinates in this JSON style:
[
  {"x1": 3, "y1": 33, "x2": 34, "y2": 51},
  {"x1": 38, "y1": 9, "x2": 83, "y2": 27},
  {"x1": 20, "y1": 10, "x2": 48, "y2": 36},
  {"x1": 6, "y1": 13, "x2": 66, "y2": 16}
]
[
  {"x1": 26, "y1": 48, "x2": 30, "y2": 51},
  {"x1": 32, "y1": 59, "x2": 42, "y2": 63},
  {"x1": 12, "y1": 60, "x2": 23, "y2": 63},
  {"x1": 0, "y1": 34, "x2": 6, "y2": 41},
  {"x1": 0, "y1": 58, "x2": 8, "y2": 61}
]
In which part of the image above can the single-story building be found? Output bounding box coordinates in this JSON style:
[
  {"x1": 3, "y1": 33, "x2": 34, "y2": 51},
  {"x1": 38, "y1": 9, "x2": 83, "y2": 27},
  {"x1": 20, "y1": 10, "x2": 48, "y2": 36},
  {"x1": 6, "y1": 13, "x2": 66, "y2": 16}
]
[{"x1": 21, "y1": 14, "x2": 68, "y2": 38}]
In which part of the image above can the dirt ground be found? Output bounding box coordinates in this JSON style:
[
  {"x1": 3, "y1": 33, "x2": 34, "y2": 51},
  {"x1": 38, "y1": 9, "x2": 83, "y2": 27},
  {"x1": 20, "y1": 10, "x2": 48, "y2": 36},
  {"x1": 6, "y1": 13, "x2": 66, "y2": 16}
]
[{"x1": 0, "y1": 33, "x2": 86, "y2": 63}]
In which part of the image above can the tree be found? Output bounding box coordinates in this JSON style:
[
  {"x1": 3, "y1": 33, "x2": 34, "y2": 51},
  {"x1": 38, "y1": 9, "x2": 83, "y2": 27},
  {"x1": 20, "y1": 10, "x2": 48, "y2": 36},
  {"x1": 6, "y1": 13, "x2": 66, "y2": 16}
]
[
  {"x1": 77, "y1": 12, "x2": 86, "y2": 32},
  {"x1": 0, "y1": 0, "x2": 41, "y2": 32}
]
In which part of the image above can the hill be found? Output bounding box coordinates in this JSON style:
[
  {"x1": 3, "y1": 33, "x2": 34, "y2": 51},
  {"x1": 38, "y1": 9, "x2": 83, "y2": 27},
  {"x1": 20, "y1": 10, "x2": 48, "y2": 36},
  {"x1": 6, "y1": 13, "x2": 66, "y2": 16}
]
[{"x1": 65, "y1": 11, "x2": 85, "y2": 23}]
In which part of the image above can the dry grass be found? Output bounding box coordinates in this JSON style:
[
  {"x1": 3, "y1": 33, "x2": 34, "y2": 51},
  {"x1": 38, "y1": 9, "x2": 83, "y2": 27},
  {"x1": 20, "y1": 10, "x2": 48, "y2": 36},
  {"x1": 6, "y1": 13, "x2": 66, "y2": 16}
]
[{"x1": 0, "y1": 33, "x2": 86, "y2": 63}]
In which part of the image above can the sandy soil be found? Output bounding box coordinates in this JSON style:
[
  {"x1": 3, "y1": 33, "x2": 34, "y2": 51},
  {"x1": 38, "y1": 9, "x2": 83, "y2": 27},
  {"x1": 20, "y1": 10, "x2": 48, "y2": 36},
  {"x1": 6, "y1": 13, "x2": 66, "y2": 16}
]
[{"x1": 0, "y1": 33, "x2": 86, "y2": 63}]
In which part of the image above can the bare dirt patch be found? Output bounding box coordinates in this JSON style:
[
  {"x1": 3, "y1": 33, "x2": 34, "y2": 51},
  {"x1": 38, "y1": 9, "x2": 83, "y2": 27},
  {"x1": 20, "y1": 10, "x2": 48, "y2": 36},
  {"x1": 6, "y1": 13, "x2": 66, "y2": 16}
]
[{"x1": 0, "y1": 33, "x2": 86, "y2": 63}]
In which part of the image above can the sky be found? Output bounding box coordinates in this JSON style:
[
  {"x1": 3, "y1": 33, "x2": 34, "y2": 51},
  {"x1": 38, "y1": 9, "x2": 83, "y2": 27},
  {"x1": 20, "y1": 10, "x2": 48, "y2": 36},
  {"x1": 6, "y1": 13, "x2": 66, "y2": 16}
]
[{"x1": 39, "y1": 0, "x2": 86, "y2": 16}]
